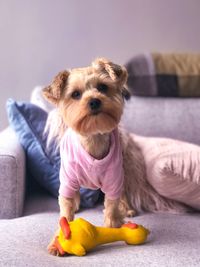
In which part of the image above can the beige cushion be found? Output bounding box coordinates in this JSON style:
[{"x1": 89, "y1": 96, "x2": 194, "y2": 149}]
[{"x1": 135, "y1": 135, "x2": 200, "y2": 210}]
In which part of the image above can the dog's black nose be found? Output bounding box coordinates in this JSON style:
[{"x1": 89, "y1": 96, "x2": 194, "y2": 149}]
[{"x1": 89, "y1": 98, "x2": 102, "y2": 111}]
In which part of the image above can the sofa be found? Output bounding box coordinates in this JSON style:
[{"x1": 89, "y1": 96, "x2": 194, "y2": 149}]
[
  {"x1": 1, "y1": 79, "x2": 200, "y2": 265},
  {"x1": 0, "y1": 51, "x2": 200, "y2": 267}
]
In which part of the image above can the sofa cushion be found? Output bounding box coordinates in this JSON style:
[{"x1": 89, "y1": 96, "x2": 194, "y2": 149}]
[
  {"x1": 134, "y1": 134, "x2": 200, "y2": 210},
  {"x1": 125, "y1": 53, "x2": 200, "y2": 97},
  {"x1": 6, "y1": 99, "x2": 102, "y2": 208}
]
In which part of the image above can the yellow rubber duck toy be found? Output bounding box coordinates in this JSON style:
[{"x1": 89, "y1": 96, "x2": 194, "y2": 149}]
[{"x1": 53, "y1": 217, "x2": 150, "y2": 256}]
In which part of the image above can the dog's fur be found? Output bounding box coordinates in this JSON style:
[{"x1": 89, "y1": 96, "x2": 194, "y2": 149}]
[{"x1": 43, "y1": 58, "x2": 188, "y2": 255}]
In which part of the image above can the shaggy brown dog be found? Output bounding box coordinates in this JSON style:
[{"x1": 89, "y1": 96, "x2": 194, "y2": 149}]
[{"x1": 43, "y1": 58, "x2": 188, "y2": 255}]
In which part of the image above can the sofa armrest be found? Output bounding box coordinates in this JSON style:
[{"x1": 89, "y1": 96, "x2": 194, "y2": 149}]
[{"x1": 0, "y1": 127, "x2": 26, "y2": 219}]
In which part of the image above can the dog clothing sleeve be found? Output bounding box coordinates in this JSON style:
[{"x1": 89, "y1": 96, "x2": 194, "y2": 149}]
[
  {"x1": 58, "y1": 132, "x2": 80, "y2": 198},
  {"x1": 59, "y1": 160, "x2": 80, "y2": 198}
]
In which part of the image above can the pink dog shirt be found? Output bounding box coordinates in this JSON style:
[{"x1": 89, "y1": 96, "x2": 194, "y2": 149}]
[{"x1": 59, "y1": 128, "x2": 124, "y2": 200}]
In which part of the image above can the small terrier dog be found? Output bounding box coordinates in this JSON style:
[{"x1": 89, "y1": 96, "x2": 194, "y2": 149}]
[
  {"x1": 43, "y1": 58, "x2": 188, "y2": 255},
  {"x1": 43, "y1": 58, "x2": 134, "y2": 255}
]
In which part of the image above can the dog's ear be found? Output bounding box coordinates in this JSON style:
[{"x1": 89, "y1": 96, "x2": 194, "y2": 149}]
[
  {"x1": 92, "y1": 58, "x2": 127, "y2": 84},
  {"x1": 43, "y1": 71, "x2": 69, "y2": 105},
  {"x1": 92, "y1": 58, "x2": 130, "y2": 100}
]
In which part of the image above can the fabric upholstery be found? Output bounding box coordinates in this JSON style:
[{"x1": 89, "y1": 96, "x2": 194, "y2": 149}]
[
  {"x1": 0, "y1": 128, "x2": 25, "y2": 218},
  {"x1": 122, "y1": 96, "x2": 200, "y2": 145}
]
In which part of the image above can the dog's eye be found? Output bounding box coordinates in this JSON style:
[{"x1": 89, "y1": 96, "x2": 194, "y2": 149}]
[
  {"x1": 97, "y1": 83, "x2": 108, "y2": 94},
  {"x1": 71, "y1": 90, "x2": 82, "y2": 100}
]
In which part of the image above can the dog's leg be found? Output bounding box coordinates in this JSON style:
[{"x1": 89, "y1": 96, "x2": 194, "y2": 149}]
[
  {"x1": 47, "y1": 228, "x2": 62, "y2": 256},
  {"x1": 104, "y1": 197, "x2": 124, "y2": 228},
  {"x1": 47, "y1": 193, "x2": 80, "y2": 256},
  {"x1": 47, "y1": 195, "x2": 74, "y2": 256},
  {"x1": 58, "y1": 193, "x2": 80, "y2": 221},
  {"x1": 119, "y1": 194, "x2": 136, "y2": 217},
  {"x1": 74, "y1": 191, "x2": 81, "y2": 212}
]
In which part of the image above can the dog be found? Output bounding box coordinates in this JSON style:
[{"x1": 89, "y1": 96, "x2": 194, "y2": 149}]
[{"x1": 43, "y1": 58, "x2": 189, "y2": 255}]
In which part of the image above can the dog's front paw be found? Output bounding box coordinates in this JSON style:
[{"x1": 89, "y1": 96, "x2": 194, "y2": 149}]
[
  {"x1": 47, "y1": 242, "x2": 60, "y2": 256},
  {"x1": 104, "y1": 216, "x2": 124, "y2": 228},
  {"x1": 47, "y1": 236, "x2": 65, "y2": 257}
]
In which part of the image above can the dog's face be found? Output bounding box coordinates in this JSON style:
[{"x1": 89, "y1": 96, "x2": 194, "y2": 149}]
[{"x1": 43, "y1": 58, "x2": 130, "y2": 136}]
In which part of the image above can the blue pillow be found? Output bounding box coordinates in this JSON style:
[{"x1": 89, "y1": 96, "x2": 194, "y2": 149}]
[{"x1": 6, "y1": 99, "x2": 102, "y2": 208}]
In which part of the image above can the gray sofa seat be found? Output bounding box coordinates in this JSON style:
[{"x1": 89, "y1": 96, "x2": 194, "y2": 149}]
[
  {"x1": 1, "y1": 95, "x2": 200, "y2": 266},
  {"x1": 1, "y1": 196, "x2": 200, "y2": 267}
]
